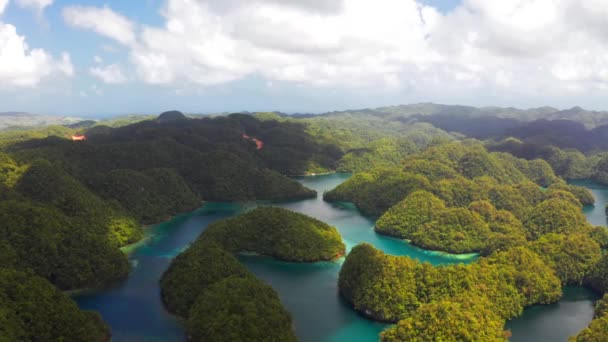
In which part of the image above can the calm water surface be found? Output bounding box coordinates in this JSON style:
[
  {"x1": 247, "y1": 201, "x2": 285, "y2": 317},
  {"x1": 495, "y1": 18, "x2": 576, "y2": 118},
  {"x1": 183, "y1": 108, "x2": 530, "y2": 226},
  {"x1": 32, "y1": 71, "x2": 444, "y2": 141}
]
[
  {"x1": 75, "y1": 174, "x2": 606, "y2": 341},
  {"x1": 506, "y1": 179, "x2": 607, "y2": 341}
]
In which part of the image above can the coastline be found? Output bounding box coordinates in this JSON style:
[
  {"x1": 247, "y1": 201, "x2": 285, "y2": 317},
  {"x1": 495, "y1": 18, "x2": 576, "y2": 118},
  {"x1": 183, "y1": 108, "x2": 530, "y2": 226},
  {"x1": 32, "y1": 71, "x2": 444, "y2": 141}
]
[
  {"x1": 66, "y1": 202, "x2": 207, "y2": 297},
  {"x1": 119, "y1": 202, "x2": 207, "y2": 255},
  {"x1": 238, "y1": 249, "x2": 346, "y2": 263},
  {"x1": 292, "y1": 171, "x2": 338, "y2": 177},
  {"x1": 373, "y1": 227, "x2": 480, "y2": 261}
]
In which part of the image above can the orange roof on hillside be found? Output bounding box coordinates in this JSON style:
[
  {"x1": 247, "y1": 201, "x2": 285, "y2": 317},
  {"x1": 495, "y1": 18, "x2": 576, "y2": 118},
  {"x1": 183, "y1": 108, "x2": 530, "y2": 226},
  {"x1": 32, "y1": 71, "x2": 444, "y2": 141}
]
[
  {"x1": 242, "y1": 133, "x2": 264, "y2": 150},
  {"x1": 71, "y1": 135, "x2": 86, "y2": 141}
]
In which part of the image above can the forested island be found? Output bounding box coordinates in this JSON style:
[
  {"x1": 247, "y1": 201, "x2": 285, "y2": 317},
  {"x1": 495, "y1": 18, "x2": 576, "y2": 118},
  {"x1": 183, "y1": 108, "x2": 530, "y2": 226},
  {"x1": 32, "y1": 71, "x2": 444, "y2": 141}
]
[
  {"x1": 3, "y1": 104, "x2": 608, "y2": 340},
  {"x1": 0, "y1": 111, "x2": 341, "y2": 340},
  {"x1": 160, "y1": 207, "x2": 344, "y2": 340}
]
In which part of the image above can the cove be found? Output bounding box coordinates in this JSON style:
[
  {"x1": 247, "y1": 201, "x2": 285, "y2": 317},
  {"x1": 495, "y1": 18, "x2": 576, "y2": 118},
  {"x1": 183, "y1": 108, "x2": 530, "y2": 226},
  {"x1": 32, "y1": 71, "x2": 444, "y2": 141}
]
[
  {"x1": 75, "y1": 174, "x2": 604, "y2": 341},
  {"x1": 74, "y1": 174, "x2": 475, "y2": 341},
  {"x1": 505, "y1": 179, "x2": 607, "y2": 341}
]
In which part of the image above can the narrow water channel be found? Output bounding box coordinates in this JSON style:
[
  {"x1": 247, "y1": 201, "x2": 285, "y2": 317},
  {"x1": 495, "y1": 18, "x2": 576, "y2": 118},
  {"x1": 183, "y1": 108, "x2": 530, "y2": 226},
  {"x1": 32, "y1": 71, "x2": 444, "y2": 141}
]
[{"x1": 75, "y1": 175, "x2": 604, "y2": 341}]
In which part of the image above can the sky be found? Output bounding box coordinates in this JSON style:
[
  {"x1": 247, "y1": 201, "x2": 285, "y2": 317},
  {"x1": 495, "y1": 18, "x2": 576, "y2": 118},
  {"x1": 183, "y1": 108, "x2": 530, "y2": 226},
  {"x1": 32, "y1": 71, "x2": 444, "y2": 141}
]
[{"x1": 1, "y1": 0, "x2": 608, "y2": 116}]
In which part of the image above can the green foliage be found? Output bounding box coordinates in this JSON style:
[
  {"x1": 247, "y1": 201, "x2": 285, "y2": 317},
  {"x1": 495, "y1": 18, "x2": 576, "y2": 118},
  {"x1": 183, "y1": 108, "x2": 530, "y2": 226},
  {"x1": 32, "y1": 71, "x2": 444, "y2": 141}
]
[
  {"x1": 187, "y1": 277, "x2": 297, "y2": 342},
  {"x1": 338, "y1": 244, "x2": 561, "y2": 322},
  {"x1": 544, "y1": 189, "x2": 584, "y2": 207},
  {"x1": 569, "y1": 315, "x2": 608, "y2": 341},
  {"x1": 107, "y1": 216, "x2": 141, "y2": 247},
  {"x1": 487, "y1": 184, "x2": 529, "y2": 219},
  {"x1": 514, "y1": 181, "x2": 546, "y2": 206},
  {"x1": 548, "y1": 183, "x2": 595, "y2": 206},
  {"x1": 457, "y1": 148, "x2": 512, "y2": 182},
  {"x1": 16, "y1": 159, "x2": 143, "y2": 247},
  {"x1": 0, "y1": 268, "x2": 109, "y2": 341},
  {"x1": 375, "y1": 190, "x2": 446, "y2": 238},
  {"x1": 0, "y1": 152, "x2": 24, "y2": 187},
  {"x1": 412, "y1": 208, "x2": 491, "y2": 254},
  {"x1": 401, "y1": 158, "x2": 459, "y2": 181},
  {"x1": 547, "y1": 148, "x2": 593, "y2": 180},
  {"x1": 338, "y1": 244, "x2": 423, "y2": 322},
  {"x1": 201, "y1": 207, "x2": 345, "y2": 262},
  {"x1": 0, "y1": 125, "x2": 76, "y2": 148},
  {"x1": 161, "y1": 207, "x2": 342, "y2": 338},
  {"x1": 340, "y1": 141, "x2": 591, "y2": 256},
  {"x1": 530, "y1": 233, "x2": 601, "y2": 285},
  {"x1": 326, "y1": 142, "x2": 562, "y2": 220},
  {"x1": 488, "y1": 140, "x2": 594, "y2": 181},
  {"x1": 11, "y1": 114, "x2": 327, "y2": 203},
  {"x1": 588, "y1": 226, "x2": 608, "y2": 249},
  {"x1": 0, "y1": 112, "x2": 339, "y2": 305},
  {"x1": 324, "y1": 168, "x2": 430, "y2": 216},
  {"x1": 380, "y1": 295, "x2": 509, "y2": 342},
  {"x1": 0, "y1": 200, "x2": 129, "y2": 290},
  {"x1": 595, "y1": 294, "x2": 608, "y2": 318},
  {"x1": 92, "y1": 168, "x2": 200, "y2": 224},
  {"x1": 586, "y1": 253, "x2": 608, "y2": 294},
  {"x1": 298, "y1": 108, "x2": 456, "y2": 154},
  {"x1": 2, "y1": 108, "x2": 606, "y2": 341},
  {"x1": 522, "y1": 159, "x2": 560, "y2": 187},
  {"x1": 377, "y1": 189, "x2": 528, "y2": 255},
  {"x1": 591, "y1": 154, "x2": 608, "y2": 186},
  {"x1": 525, "y1": 198, "x2": 589, "y2": 240},
  {"x1": 336, "y1": 138, "x2": 418, "y2": 173},
  {"x1": 431, "y1": 177, "x2": 482, "y2": 207},
  {"x1": 160, "y1": 242, "x2": 251, "y2": 317},
  {"x1": 483, "y1": 247, "x2": 562, "y2": 306},
  {"x1": 340, "y1": 244, "x2": 560, "y2": 337}
]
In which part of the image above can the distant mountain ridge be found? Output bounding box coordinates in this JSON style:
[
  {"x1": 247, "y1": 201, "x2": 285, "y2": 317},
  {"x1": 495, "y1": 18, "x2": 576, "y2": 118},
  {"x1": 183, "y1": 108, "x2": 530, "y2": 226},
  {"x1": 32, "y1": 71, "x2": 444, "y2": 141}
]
[
  {"x1": 0, "y1": 111, "x2": 83, "y2": 130},
  {"x1": 302, "y1": 103, "x2": 607, "y2": 128},
  {"x1": 267, "y1": 103, "x2": 608, "y2": 153}
]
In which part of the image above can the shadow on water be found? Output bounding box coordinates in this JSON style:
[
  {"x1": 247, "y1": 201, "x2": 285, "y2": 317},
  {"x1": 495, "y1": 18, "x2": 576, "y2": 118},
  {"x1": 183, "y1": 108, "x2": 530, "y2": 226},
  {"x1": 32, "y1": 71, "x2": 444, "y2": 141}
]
[{"x1": 75, "y1": 202, "x2": 248, "y2": 342}]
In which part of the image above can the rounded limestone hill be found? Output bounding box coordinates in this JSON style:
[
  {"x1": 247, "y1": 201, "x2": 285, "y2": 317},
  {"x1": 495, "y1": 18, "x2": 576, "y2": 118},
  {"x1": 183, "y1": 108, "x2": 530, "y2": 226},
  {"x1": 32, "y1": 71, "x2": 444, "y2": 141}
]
[
  {"x1": 0, "y1": 268, "x2": 110, "y2": 342},
  {"x1": 160, "y1": 207, "x2": 344, "y2": 341},
  {"x1": 201, "y1": 206, "x2": 346, "y2": 262},
  {"x1": 157, "y1": 110, "x2": 188, "y2": 122},
  {"x1": 186, "y1": 277, "x2": 297, "y2": 342}
]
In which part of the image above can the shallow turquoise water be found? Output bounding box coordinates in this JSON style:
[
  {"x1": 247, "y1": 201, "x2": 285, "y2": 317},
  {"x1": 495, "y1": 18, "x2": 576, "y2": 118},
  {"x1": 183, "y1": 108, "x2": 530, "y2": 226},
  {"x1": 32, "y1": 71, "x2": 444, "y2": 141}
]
[
  {"x1": 75, "y1": 174, "x2": 605, "y2": 341},
  {"x1": 242, "y1": 174, "x2": 477, "y2": 341},
  {"x1": 75, "y1": 202, "x2": 250, "y2": 341}
]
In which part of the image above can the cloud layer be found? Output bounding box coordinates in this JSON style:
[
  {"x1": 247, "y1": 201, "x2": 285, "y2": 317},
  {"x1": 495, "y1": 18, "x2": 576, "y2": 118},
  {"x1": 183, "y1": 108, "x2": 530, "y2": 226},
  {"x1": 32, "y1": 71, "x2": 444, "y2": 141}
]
[
  {"x1": 57, "y1": 0, "x2": 608, "y2": 99},
  {"x1": 63, "y1": 5, "x2": 136, "y2": 45},
  {"x1": 90, "y1": 63, "x2": 127, "y2": 84},
  {"x1": 15, "y1": 0, "x2": 53, "y2": 14},
  {"x1": 0, "y1": 0, "x2": 72, "y2": 87},
  {"x1": 3, "y1": 0, "x2": 608, "y2": 105}
]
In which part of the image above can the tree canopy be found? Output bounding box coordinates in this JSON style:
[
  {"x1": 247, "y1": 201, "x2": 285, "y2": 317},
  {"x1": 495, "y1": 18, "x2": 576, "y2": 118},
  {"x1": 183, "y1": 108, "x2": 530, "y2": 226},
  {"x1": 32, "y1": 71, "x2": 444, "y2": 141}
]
[{"x1": 161, "y1": 207, "x2": 345, "y2": 339}]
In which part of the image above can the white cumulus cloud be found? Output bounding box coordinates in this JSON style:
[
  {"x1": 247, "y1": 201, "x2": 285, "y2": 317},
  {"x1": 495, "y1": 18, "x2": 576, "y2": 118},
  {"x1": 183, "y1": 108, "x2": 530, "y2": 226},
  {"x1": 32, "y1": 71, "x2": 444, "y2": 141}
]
[
  {"x1": 129, "y1": 0, "x2": 438, "y2": 87},
  {"x1": 15, "y1": 0, "x2": 53, "y2": 14},
  {"x1": 90, "y1": 63, "x2": 127, "y2": 84},
  {"x1": 0, "y1": 0, "x2": 9, "y2": 15},
  {"x1": 60, "y1": 0, "x2": 608, "y2": 101},
  {"x1": 62, "y1": 5, "x2": 136, "y2": 45},
  {"x1": 0, "y1": 21, "x2": 73, "y2": 87}
]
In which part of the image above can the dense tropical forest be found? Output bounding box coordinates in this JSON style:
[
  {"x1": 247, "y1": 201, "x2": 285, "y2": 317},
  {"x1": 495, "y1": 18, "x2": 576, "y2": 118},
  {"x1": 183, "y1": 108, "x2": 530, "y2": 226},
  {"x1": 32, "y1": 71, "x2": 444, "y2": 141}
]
[
  {"x1": 0, "y1": 111, "x2": 342, "y2": 340},
  {"x1": 160, "y1": 207, "x2": 344, "y2": 340},
  {"x1": 3, "y1": 104, "x2": 608, "y2": 340}
]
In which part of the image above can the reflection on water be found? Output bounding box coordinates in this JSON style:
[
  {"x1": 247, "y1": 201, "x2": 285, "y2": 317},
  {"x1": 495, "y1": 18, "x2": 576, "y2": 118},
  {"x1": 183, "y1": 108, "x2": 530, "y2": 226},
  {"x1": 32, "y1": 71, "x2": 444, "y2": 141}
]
[
  {"x1": 506, "y1": 179, "x2": 607, "y2": 341},
  {"x1": 75, "y1": 174, "x2": 605, "y2": 342}
]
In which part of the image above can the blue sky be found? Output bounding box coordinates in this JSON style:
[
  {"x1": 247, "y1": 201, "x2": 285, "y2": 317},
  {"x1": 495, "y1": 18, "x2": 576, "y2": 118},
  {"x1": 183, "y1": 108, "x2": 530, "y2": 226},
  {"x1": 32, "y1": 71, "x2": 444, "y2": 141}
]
[{"x1": 1, "y1": 0, "x2": 608, "y2": 117}]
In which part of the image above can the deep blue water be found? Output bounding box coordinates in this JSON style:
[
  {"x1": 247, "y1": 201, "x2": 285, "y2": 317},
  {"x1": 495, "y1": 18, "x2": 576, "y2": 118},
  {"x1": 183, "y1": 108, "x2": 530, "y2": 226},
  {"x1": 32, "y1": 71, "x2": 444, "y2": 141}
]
[{"x1": 75, "y1": 174, "x2": 606, "y2": 341}]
